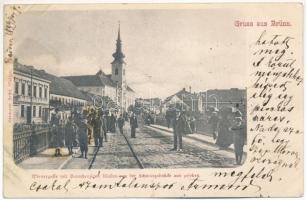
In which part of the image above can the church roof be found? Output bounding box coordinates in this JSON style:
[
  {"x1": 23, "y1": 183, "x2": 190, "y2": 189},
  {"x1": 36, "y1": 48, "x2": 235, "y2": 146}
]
[
  {"x1": 62, "y1": 75, "x2": 104, "y2": 87},
  {"x1": 62, "y1": 70, "x2": 135, "y2": 93}
]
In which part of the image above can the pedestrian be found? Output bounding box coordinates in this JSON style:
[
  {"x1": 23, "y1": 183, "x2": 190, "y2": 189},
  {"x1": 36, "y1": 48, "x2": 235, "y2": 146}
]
[
  {"x1": 87, "y1": 109, "x2": 96, "y2": 144},
  {"x1": 189, "y1": 115, "x2": 196, "y2": 133},
  {"x1": 110, "y1": 113, "x2": 116, "y2": 133},
  {"x1": 129, "y1": 113, "x2": 138, "y2": 138},
  {"x1": 229, "y1": 117, "x2": 246, "y2": 165},
  {"x1": 209, "y1": 111, "x2": 219, "y2": 140},
  {"x1": 216, "y1": 112, "x2": 234, "y2": 150},
  {"x1": 172, "y1": 110, "x2": 192, "y2": 152},
  {"x1": 65, "y1": 116, "x2": 76, "y2": 155},
  {"x1": 51, "y1": 111, "x2": 62, "y2": 157},
  {"x1": 165, "y1": 110, "x2": 171, "y2": 128},
  {"x1": 93, "y1": 114, "x2": 103, "y2": 147},
  {"x1": 101, "y1": 112, "x2": 108, "y2": 142},
  {"x1": 77, "y1": 117, "x2": 89, "y2": 159},
  {"x1": 117, "y1": 114, "x2": 125, "y2": 134}
]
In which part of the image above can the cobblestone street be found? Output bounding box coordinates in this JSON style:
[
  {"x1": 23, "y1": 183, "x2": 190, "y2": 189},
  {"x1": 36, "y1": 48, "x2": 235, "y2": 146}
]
[
  {"x1": 19, "y1": 122, "x2": 237, "y2": 169},
  {"x1": 122, "y1": 124, "x2": 236, "y2": 168}
]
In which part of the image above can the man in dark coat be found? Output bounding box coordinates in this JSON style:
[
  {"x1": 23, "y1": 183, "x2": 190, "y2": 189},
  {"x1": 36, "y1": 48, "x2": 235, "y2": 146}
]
[
  {"x1": 110, "y1": 113, "x2": 116, "y2": 133},
  {"x1": 101, "y1": 112, "x2": 108, "y2": 142},
  {"x1": 65, "y1": 117, "x2": 76, "y2": 155},
  {"x1": 129, "y1": 113, "x2": 138, "y2": 138},
  {"x1": 51, "y1": 111, "x2": 62, "y2": 156},
  {"x1": 93, "y1": 115, "x2": 103, "y2": 147},
  {"x1": 173, "y1": 111, "x2": 192, "y2": 152},
  {"x1": 230, "y1": 117, "x2": 246, "y2": 165},
  {"x1": 77, "y1": 117, "x2": 89, "y2": 159},
  {"x1": 209, "y1": 111, "x2": 219, "y2": 140},
  {"x1": 117, "y1": 114, "x2": 125, "y2": 134}
]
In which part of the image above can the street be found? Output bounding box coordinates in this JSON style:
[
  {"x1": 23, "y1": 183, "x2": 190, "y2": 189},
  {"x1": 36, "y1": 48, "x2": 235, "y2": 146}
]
[{"x1": 19, "y1": 122, "x2": 237, "y2": 169}]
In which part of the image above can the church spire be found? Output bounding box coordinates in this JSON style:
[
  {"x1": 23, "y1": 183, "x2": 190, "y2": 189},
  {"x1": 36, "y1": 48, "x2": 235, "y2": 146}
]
[
  {"x1": 117, "y1": 21, "x2": 121, "y2": 41},
  {"x1": 112, "y1": 21, "x2": 125, "y2": 64}
]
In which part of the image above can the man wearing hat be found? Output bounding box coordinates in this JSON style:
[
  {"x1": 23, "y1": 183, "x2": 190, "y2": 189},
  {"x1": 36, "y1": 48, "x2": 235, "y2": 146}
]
[
  {"x1": 77, "y1": 116, "x2": 89, "y2": 159},
  {"x1": 230, "y1": 116, "x2": 246, "y2": 165},
  {"x1": 129, "y1": 112, "x2": 138, "y2": 138},
  {"x1": 171, "y1": 109, "x2": 192, "y2": 152}
]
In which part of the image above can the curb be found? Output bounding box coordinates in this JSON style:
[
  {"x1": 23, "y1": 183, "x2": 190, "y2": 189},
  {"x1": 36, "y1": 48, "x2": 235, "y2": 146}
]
[{"x1": 148, "y1": 125, "x2": 246, "y2": 155}]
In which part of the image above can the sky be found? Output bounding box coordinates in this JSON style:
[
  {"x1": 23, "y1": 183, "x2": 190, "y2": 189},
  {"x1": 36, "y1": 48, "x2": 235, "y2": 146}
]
[{"x1": 14, "y1": 8, "x2": 247, "y2": 99}]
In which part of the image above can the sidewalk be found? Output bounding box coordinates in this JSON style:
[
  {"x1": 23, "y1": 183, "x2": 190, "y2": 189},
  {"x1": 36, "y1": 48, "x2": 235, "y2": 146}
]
[
  {"x1": 18, "y1": 147, "x2": 74, "y2": 169},
  {"x1": 149, "y1": 124, "x2": 246, "y2": 153}
]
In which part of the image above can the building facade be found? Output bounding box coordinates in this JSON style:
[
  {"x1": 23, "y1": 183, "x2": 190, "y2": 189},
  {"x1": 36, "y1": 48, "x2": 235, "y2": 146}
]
[
  {"x1": 14, "y1": 59, "x2": 88, "y2": 125},
  {"x1": 162, "y1": 88, "x2": 202, "y2": 113},
  {"x1": 13, "y1": 60, "x2": 51, "y2": 124}
]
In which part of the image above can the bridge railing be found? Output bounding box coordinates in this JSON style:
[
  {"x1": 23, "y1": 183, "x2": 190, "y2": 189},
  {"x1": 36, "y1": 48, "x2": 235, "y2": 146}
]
[{"x1": 13, "y1": 123, "x2": 51, "y2": 164}]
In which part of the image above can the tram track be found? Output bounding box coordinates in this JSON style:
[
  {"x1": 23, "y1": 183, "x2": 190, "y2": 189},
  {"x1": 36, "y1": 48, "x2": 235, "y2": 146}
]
[
  {"x1": 87, "y1": 129, "x2": 144, "y2": 169},
  {"x1": 120, "y1": 129, "x2": 144, "y2": 169},
  {"x1": 88, "y1": 145, "x2": 100, "y2": 169}
]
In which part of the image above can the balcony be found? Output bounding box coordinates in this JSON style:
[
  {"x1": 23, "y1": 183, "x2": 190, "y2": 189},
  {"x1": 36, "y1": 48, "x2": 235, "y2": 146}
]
[{"x1": 13, "y1": 94, "x2": 49, "y2": 105}]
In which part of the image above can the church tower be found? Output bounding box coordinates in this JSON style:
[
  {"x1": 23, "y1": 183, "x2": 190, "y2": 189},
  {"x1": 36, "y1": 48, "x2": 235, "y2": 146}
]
[
  {"x1": 111, "y1": 23, "x2": 126, "y2": 85},
  {"x1": 111, "y1": 23, "x2": 127, "y2": 110}
]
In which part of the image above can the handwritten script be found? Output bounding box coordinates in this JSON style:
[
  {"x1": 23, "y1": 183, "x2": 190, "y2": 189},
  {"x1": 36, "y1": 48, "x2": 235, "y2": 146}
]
[{"x1": 248, "y1": 29, "x2": 303, "y2": 190}]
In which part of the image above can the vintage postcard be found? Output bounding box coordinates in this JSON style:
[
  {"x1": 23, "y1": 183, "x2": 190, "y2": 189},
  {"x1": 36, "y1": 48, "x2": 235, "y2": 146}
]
[{"x1": 3, "y1": 3, "x2": 304, "y2": 198}]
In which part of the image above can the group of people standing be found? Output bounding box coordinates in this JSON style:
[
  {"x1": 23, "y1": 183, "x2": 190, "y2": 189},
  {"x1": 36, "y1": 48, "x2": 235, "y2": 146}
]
[
  {"x1": 166, "y1": 104, "x2": 246, "y2": 165},
  {"x1": 208, "y1": 105, "x2": 246, "y2": 165},
  {"x1": 50, "y1": 108, "x2": 139, "y2": 159}
]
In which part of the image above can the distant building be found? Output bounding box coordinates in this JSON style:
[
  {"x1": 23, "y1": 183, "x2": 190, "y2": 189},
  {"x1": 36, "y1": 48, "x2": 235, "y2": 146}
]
[
  {"x1": 39, "y1": 70, "x2": 87, "y2": 123},
  {"x1": 162, "y1": 88, "x2": 202, "y2": 113},
  {"x1": 135, "y1": 98, "x2": 162, "y2": 113},
  {"x1": 162, "y1": 88, "x2": 246, "y2": 114},
  {"x1": 13, "y1": 59, "x2": 51, "y2": 124},
  {"x1": 200, "y1": 88, "x2": 246, "y2": 113},
  {"x1": 63, "y1": 24, "x2": 136, "y2": 112}
]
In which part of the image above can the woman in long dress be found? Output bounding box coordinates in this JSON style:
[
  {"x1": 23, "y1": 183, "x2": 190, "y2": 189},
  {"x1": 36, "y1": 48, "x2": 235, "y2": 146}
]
[{"x1": 216, "y1": 112, "x2": 234, "y2": 149}]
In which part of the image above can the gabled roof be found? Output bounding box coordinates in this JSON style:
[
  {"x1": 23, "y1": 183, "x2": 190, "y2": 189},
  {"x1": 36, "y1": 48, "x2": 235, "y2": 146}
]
[
  {"x1": 127, "y1": 85, "x2": 134, "y2": 92},
  {"x1": 14, "y1": 61, "x2": 87, "y2": 100},
  {"x1": 164, "y1": 88, "x2": 197, "y2": 103},
  {"x1": 62, "y1": 75, "x2": 104, "y2": 87},
  {"x1": 62, "y1": 70, "x2": 135, "y2": 93}
]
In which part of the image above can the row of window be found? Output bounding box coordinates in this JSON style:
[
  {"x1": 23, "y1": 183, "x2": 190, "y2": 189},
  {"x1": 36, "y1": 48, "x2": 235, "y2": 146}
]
[
  {"x1": 51, "y1": 96, "x2": 85, "y2": 106},
  {"x1": 20, "y1": 105, "x2": 43, "y2": 118},
  {"x1": 15, "y1": 82, "x2": 48, "y2": 99}
]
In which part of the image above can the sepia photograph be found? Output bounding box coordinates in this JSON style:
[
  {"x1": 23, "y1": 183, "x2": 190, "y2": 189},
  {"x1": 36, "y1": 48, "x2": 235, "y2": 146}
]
[
  {"x1": 11, "y1": 8, "x2": 249, "y2": 170},
  {"x1": 3, "y1": 2, "x2": 304, "y2": 198}
]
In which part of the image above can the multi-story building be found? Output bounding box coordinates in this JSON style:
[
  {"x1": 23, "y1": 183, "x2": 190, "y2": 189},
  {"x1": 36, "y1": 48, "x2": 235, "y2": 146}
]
[
  {"x1": 14, "y1": 59, "x2": 88, "y2": 124},
  {"x1": 200, "y1": 88, "x2": 246, "y2": 113},
  {"x1": 13, "y1": 59, "x2": 51, "y2": 124}
]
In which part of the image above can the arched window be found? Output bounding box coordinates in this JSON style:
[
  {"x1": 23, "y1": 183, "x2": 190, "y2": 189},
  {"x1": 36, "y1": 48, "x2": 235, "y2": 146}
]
[{"x1": 115, "y1": 68, "x2": 118, "y2": 75}]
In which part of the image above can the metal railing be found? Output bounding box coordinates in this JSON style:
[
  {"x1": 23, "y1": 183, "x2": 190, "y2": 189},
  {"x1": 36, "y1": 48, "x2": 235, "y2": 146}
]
[{"x1": 13, "y1": 123, "x2": 51, "y2": 164}]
